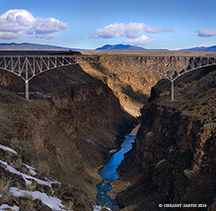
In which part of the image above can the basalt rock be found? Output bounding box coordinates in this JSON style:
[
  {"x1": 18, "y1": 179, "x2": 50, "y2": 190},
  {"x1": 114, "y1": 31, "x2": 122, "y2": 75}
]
[
  {"x1": 79, "y1": 60, "x2": 161, "y2": 117},
  {"x1": 114, "y1": 66, "x2": 216, "y2": 210}
]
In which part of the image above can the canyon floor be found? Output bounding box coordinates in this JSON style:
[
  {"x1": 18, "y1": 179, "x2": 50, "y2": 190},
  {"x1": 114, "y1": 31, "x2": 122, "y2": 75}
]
[{"x1": 0, "y1": 50, "x2": 215, "y2": 211}]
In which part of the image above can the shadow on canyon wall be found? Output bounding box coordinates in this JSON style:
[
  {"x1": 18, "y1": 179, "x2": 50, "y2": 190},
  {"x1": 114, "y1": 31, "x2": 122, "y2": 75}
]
[
  {"x1": 0, "y1": 63, "x2": 139, "y2": 202},
  {"x1": 111, "y1": 64, "x2": 216, "y2": 211}
]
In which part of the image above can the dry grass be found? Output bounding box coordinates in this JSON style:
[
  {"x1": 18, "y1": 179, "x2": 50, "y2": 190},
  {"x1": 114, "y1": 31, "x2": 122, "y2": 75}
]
[
  {"x1": 67, "y1": 201, "x2": 75, "y2": 211},
  {"x1": 26, "y1": 181, "x2": 37, "y2": 192},
  {"x1": 38, "y1": 161, "x2": 50, "y2": 177},
  {"x1": 11, "y1": 139, "x2": 38, "y2": 167},
  {"x1": 19, "y1": 200, "x2": 36, "y2": 211},
  {"x1": 0, "y1": 178, "x2": 11, "y2": 204}
]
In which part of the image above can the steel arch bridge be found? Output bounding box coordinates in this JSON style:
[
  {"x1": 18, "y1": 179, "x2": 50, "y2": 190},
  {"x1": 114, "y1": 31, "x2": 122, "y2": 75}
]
[{"x1": 0, "y1": 52, "x2": 216, "y2": 100}]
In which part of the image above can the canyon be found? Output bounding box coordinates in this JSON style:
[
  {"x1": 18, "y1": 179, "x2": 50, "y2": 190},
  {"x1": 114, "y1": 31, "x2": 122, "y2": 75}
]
[
  {"x1": 0, "y1": 51, "x2": 215, "y2": 211},
  {"x1": 110, "y1": 63, "x2": 216, "y2": 211},
  {"x1": 0, "y1": 53, "x2": 160, "y2": 210}
]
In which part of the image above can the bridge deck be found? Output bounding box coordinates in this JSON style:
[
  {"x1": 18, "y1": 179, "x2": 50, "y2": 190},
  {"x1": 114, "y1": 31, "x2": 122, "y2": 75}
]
[
  {"x1": 0, "y1": 50, "x2": 81, "y2": 56},
  {"x1": 0, "y1": 51, "x2": 215, "y2": 100}
]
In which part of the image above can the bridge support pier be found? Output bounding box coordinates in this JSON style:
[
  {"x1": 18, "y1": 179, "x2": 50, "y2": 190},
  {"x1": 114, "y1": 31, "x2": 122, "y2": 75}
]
[
  {"x1": 25, "y1": 81, "x2": 29, "y2": 100},
  {"x1": 171, "y1": 81, "x2": 174, "y2": 101}
]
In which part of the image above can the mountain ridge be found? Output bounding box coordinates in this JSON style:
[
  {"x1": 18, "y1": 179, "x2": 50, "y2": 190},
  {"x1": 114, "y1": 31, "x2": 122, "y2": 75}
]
[
  {"x1": 95, "y1": 44, "x2": 147, "y2": 51},
  {"x1": 180, "y1": 45, "x2": 216, "y2": 52},
  {"x1": 96, "y1": 44, "x2": 216, "y2": 52},
  {"x1": 0, "y1": 42, "x2": 79, "y2": 51},
  {"x1": 0, "y1": 42, "x2": 215, "y2": 52}
]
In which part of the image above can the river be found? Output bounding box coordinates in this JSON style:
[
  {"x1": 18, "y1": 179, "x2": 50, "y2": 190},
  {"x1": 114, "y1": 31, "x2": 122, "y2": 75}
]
[{"x1": 96, "y1": 124, "x2": 141, "y2": 210}]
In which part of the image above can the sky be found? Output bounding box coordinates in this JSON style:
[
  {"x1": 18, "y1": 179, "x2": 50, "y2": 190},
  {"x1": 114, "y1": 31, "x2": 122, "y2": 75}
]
[{"x1": 0, "y1": 0, "x2": 216, "y2": 50}]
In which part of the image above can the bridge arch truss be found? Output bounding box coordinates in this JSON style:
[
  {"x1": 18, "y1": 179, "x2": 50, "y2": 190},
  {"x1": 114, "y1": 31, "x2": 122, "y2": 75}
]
[{"x1": 0, "y1": 54, "x2": 215, "y2": 100}]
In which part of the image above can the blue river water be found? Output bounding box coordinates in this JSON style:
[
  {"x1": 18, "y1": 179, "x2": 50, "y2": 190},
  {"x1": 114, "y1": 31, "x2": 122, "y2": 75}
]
[{"x1": 96, "y1": 125, "x2": 140, "y2": 209}]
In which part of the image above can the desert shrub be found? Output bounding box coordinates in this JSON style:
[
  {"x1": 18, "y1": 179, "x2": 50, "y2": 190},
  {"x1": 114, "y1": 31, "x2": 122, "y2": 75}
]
[
  {"x1": 193, "y1": 101, "x2": 199, "y2": 106},
  {"x1": 0, "y1": 178, "x2": 11, "y2": 204},
  {"x1": 27, "y1": 181, "x2": 37, "y2": 192},
  {"x1": 19, "y1": 200, "x2": 36, "y2": 211},
  {"x1": 159, "y1": 91, "x2": 170, "y2": 97},
  {"x1": 189, "y1": 106, "x2": 196, "y2": 111},
  {"x1": 67, "y1": 201, "x2": 75, "y2": 211},
  {"x1": 12, "y1": 139, "x2": 38, "y2": 167},
  {"x1": 38, "y1": 161, "x2": 50, "y2": 177},
  {"x1": 197, "y1": 105, "x2": 203, "y2": 110},
  {"x1": 184, "y1": 104, "x2": 189, "y2": 110},
  {"x1": 21, "y1": 193, "x2": 34, "y2": 201},
  {"x1": 204, "y1": 100, "x2": 210, "y2": 105},
  {"x1": 11, "y1": 156, "x2": 23, "y2": 169},
  {"x1": 179, "y1": 82, "x2": 185, "y2": 88}
]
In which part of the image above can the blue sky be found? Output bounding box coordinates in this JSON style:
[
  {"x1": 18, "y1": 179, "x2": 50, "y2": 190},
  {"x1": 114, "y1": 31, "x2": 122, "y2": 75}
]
[{"x1": 0, "y1": 0, "x2": 216, "y2": 50}]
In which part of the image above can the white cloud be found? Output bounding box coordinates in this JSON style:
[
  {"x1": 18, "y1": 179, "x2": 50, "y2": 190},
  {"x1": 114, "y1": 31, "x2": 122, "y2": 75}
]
[
  {"x1": 89, "y1": 22, "x2": 174, "y2": 39},
  {"x1": 26, "y1": 33, "x2": 59, "y2": 39},
  {"x1": 0, "y1": 31, "x2": 20, "y2": 39},
  {"x1": 34, "y1": 18, "x2": 68, "y2": 35},
  {"x1": 89, "y1": 23, "x2": 140, "y2": 39},
  {"x1": 0, "y1": 9, "x2": 35, "y2": 32},
  {"x1": 123, "y1": 35, "x2": 155, "y2": 46},
  {"x1": 0, "y1": 9, "x2": 69, "y2": 40},
  {"x1": 144, "y1": 25, "x2": 174, "y2": 33},
  {"x1": 198, "y1": 28, "x2": 216, "y2": 37},
  {"x1": 124, "y1": 22, "x2": 146, "y2": 38}
]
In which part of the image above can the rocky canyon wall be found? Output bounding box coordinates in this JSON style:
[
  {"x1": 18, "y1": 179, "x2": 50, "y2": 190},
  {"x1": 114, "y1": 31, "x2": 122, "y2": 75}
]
[
  {"x1": 114, "y1": 65, "x2": 216, "y2": 210},
  {"x1": 0, "y1": 63, "x2": 139, "y2": 203},
  {"x1": 79, "y1": 60, "x2": 161, "y2": 117},
  {"x1": 0, "y1": 55, "x2": 163, "y2": 209}
]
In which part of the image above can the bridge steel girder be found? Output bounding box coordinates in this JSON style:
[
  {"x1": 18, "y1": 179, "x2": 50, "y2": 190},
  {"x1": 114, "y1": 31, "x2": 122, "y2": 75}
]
[{"x1": 0, "y1": 55, "x2": 215, "y2": 100}]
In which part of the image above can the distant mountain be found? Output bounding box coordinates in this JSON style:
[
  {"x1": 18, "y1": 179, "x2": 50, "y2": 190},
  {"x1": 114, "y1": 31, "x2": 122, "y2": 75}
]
[
  {"x1": 180, "y1": 45, "x2": 216, "y2": 52},
  {"x1": 0, "y1": 43, "x2": 80, "y2": 51},
  {"x1": 96, "y1": 43, "x2": 216, "y2": 52},
  {"x1": 3, "y1": 42, "x2": 215, "y2": 53},
  {"x1": 95, "y1": 44, "x2": 146, "y2": 51}
]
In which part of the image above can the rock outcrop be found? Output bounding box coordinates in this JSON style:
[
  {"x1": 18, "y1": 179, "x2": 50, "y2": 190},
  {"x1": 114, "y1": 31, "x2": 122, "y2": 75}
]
[
  {"x1": 0, "y1": 143, "x2": 93, "y2": 211},
  {"x1": 113, "y1": 65, "x2": 216, "y2": 210},
  {"x1": 79, "y1": 59, "x2": 161, "y2": 117}
]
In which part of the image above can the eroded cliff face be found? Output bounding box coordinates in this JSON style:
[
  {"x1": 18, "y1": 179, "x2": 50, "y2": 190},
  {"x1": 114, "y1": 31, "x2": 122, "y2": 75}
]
[
  {"x1": 113, "y1": 66, "x2": 216, "y2": 210},
  {"x1": 0, "y1": 63, "x2": 136, "y2": 203},
  {"x1": 79, "y1": 60, "x2": 161, "y2": 117}
]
